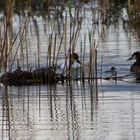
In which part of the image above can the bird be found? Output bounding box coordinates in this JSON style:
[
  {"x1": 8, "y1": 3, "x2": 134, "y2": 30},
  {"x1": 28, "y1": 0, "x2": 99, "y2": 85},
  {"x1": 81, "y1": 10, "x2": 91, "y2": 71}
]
[
  {"x1": 105, "y1": 67, "x2": 117, "y2": 76},
  {"x1": 14, "y1": 65, "x2": 22, "y2": 73},
  {"x1": 57, "y1": 52, "x2": 99, "y2": 79},
  {"x1": 31, "y1": 53, "x2": 81, "y2": 82},
  {"x1": 56, "y1": 53, "x2": 81, "y2": 77},
  {"x1": 104, "y1": 67, "x2": 118, "y2": 81},
  {"x1": 127, "y1": 51, "x2": 140, "y2": 73}
]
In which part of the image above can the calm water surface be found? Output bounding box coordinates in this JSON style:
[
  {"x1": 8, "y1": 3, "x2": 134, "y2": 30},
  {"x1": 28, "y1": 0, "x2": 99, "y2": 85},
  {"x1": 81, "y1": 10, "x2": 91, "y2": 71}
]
[
  {"x1": 1, "y1": 80, "x2": 140, "y2": 140},
  {"x1": 1, "y1": 4, "x2": 140, "y2": 140}
]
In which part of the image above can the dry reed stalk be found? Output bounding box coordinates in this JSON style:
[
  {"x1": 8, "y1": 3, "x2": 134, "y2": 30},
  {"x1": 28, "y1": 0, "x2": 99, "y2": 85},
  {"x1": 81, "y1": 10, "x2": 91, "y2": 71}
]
[
  {"x1": 55, "y1": 15, "x2": 67, "y2": 62},
  {"x1": 71, "y1": 19, "x2": 82, "y2": 53},
  {"x1": 82, "y1": 34, "x2": 86, "y2": 79},
  {"x1": 32, "y1": 18, "x2": 41, "y2": 68},
  {"x1": 0, "y1": 0, "x2": 14, "y2": 72},
  {"x1": 0, "y1": 0, "x2": 34, "y2": 72},
  {"x1": 55, "y1": 33, "x2": 64, "y2": 66},
  {"x1": 47, "y1": 35, "x2": 53, "y2": 67},
  {"x1": 54, "y1": 16, "x2": 68, "y2": 68},
  {"x1": 25, "y1": 29, "x2": 29, "y2": 71},
  {"x1": 52, "y1": 34, "x2": 57, "y2": 66},
  {"x1": 9, "y1": 16, "x2": 30, "y2": 72},
  {"x1": 79, "y1": 42, "x2": 83, "y2": 80},
  {"x1": 128, "y1": 1, "x2": 140, "y2": 41},
  {"x1": 93, "y1": 42, "x2": 98, "y2": 97},
  {"x1": 64, "y1": 15, "x2": 67, "y2": 67},
  {"x1": 128, "y1": 0, "x2": 131, "y2": 12},
  {"x1": 106, "y1": 0, "x2": 110, "y2": 10},
  {"x1": 100, "y1": 0, "x2": 110, "y2": 25},
  {"x1": 8, "y1": 23, "x2": 28, "y2": 72},
  {"x1": 34, "y1": 52, "x2": 37, "y2": 69},
  {"x1": 61, "y1": 16, "x2": 69, "y2": 74},
  {"x1": 70, "y1": 9, "x2": 82, "y2": 53},
  {"x1": 88, "y1": 30, "x2": 92, "y2": 81}
]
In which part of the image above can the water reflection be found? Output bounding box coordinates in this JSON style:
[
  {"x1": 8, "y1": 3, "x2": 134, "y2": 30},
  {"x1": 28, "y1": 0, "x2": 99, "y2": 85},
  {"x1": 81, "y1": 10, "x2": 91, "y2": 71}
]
[
  {"x1": 0, "y1": 81, "x2": 99, "y2": 140},
  {"x1": 1, "y1": 79, "x2": 140, "y2": 139}
]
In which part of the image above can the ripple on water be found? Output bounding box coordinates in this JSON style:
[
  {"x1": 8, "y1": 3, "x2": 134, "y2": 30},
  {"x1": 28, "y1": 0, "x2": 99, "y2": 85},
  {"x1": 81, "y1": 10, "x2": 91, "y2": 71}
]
[{"x1": 0, "y1": 79, "x2": 140, "y2": 139}]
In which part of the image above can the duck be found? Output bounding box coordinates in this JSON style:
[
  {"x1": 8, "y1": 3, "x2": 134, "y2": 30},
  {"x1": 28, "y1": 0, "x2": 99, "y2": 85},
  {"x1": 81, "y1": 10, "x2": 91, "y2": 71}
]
[
  {"x1": 105, "y1": 67, "x2": 117, "y2": 77},
  {"x1": 57, "y1": 52, "x2": 81, "y2": 76},
  {"x1": 33, "y1": 53, "x2": 81, "y2": 80},
  {"x1": 57, "y1": 52, "x2": 100, "y2": 79},
  {"x1": 127, "y1": 51, "x2": 140, "y2": 72},
  {"x1": 14, "y1": 66, "x2": 22, "y2": 73}
]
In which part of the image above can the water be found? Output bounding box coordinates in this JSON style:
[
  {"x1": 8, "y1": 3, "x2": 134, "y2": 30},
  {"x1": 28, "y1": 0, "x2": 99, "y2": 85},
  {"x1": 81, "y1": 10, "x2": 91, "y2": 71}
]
[
  {"x1": 1, "y1": 3, "x2": 140, "y2": 140},
  {"x1": 1, "y1": 80, "x2": 140, "y2": 140}
]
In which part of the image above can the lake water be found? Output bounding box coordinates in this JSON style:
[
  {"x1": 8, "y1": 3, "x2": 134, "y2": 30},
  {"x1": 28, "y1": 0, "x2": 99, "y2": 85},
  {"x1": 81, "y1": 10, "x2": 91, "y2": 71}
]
[
  {"x1": 0, "y1": 3, "x2": 140, "y2": 140},
  {"x1": 1, "y1": 80, "x2": 140, "y2": 140}
]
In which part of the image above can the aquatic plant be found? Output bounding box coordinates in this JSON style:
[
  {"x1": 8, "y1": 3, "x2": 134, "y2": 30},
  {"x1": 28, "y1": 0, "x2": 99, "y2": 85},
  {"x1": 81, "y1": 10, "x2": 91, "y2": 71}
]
[
  {"x1": 1, "y1": 0, "x2": 139, "y2": 85},
  {"x1": 128, "y1": 0, "x2": 140, "y2": 41}
]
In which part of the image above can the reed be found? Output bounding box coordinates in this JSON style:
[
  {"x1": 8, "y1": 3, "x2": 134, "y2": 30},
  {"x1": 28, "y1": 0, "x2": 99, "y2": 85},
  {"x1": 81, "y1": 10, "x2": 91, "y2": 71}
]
[
  {"x1": 128, "y1": 1, "x2": 140, "y2": 41},
  {"x1": 0, "y1": 0, "x2": 14, "y2": 72},
  {"x1": 32, "y1": 18, "x2": 40, "y2": 68},
  {"x1": 52, "y1": 34, "x2": 57, "y2": 66},
  {"x1": 0, "y1": 0, "x2": 129, "y2": 85},
  {"x1": 8, "y1": 18, "x2": 29, "y2": 72}
]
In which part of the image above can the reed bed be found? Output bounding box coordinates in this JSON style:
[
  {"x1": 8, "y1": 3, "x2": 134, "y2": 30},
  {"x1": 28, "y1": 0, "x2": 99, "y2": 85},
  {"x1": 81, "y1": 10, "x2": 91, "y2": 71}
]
[
  {"x1": 0, "y1": 0, "x2": 14, "y2": 72},
  {"x1": 128, "y1": 1, "x2": 140, "y2": 42},
  {"x1": 0, "y1": 0, "x2": 134, "y2": 84},
  {"x1": 1, "y1": 1, "x2": 137, "y2": 138}
]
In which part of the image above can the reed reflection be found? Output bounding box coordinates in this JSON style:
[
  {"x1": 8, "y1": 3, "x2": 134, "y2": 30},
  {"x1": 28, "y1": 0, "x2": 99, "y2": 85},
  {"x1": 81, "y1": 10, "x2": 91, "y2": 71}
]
[
  {"x1": 1, "y1": 85, "x2": 11, "y2": 139},
  {"x1": 0, "y1": 80, "x2": 99, "y2": 139}
]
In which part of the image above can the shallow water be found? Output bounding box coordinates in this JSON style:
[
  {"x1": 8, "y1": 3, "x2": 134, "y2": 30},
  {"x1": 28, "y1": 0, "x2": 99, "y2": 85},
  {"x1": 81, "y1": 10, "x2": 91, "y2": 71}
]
[
  {"x1": 1, "y1": 3, "x2": 140, "y2": 140},
  {"x1": 1, "y1": 80, "x2": 140, "y2": 140}
]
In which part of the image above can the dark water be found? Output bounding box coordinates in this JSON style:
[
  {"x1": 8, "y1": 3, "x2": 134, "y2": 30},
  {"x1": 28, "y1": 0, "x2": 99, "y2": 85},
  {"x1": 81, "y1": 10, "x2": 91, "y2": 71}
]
[{"x1": 1, "y1": 3, "x2": 140, "y2": 140}]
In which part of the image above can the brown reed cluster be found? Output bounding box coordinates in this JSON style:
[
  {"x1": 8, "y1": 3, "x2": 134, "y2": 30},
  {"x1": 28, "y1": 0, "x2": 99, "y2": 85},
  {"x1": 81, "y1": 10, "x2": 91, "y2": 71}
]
[
  {"x1": 128, "y1": 0, "x2": 140, "y2": 41},
  {"x1": 0, "y1": 0, "x2": 139, "y2": 85}
]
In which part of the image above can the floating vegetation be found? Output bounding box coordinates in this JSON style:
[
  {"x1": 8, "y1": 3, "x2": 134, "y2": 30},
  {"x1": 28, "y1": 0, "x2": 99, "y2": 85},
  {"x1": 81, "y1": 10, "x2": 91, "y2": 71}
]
[{"x1": 0, "y1": 66, "x2": 64, "y2": 85}]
